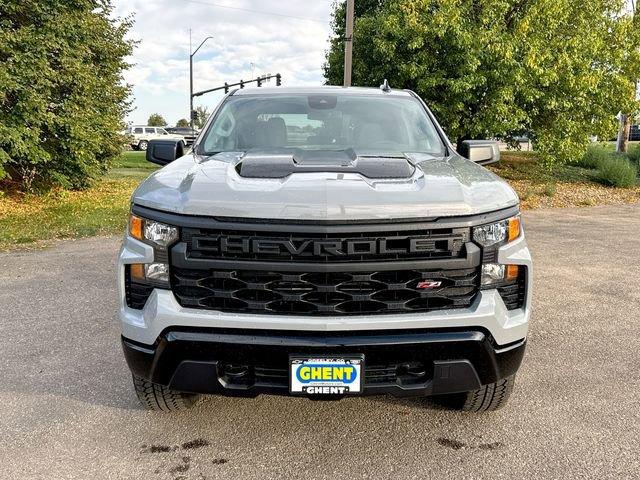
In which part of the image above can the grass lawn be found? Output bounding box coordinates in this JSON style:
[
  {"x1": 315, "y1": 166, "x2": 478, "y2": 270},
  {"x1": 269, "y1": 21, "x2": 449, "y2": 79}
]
[
  {"x1": 490, "y1": 151, "x2": 640, "y2": 208},
  {"x1": 0, "y1": 151, "x2": 156, "y2": 250},
  {"x1": 108, "y1": 150, "x2": 158, "y2": 179},
  {"x1": 0, "y1": 149, "x2": 639, "y2": 251}
]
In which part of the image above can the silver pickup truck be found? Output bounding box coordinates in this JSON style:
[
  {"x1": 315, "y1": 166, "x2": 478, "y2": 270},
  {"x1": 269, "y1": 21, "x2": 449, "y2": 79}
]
[{"x1": 118, "y1": 86, "x2": 532, "y2": 412}]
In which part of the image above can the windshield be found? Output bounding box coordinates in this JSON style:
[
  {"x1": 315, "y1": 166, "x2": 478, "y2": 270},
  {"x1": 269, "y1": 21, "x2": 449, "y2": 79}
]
[{"x1": 198, "y1": 93, "x2": 446, "y2": 156}]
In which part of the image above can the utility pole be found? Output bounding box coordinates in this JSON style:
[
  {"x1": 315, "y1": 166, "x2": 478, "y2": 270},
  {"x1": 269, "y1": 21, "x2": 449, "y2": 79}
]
[
  {"x1": 343, "y1": 0, "x2": 355, "y2": 87},
  {"x1": 189, "y1": 30, "x2": 214, "y2": 129}
]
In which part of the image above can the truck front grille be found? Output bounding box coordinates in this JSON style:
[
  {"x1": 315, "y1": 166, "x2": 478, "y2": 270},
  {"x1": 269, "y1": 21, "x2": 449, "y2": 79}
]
[
  {"x1": 161, "y1": 219, "x2": 484, "y2": 315},
  {"x1": 171, "y1": 267, "x2": 479, "y2": 315}
]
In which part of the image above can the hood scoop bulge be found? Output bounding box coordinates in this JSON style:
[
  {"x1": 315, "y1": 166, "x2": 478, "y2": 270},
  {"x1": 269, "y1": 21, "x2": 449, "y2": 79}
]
[{"x1": 236, "y1": 148, "x2": 416, "y2": 179}]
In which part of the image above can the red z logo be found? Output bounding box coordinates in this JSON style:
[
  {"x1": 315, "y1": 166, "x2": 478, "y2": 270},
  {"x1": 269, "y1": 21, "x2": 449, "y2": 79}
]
[{"x1": 416, "y1": 280, "x2": 442, "y2": 289}]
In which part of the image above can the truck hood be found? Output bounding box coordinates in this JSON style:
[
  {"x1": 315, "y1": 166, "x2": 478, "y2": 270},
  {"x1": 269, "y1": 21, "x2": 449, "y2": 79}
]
[{"x1": 132, "y1": 152, "x2": 518, "y2": 220}]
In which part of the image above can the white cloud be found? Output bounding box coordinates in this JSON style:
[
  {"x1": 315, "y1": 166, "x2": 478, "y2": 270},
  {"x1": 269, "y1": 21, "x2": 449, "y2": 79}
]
[{"x1": 113, "y1": 0, "x2": 335, "y2": 125}]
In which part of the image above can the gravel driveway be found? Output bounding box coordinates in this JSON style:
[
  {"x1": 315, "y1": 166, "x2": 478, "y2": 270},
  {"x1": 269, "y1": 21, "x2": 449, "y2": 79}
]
[{"x1": 1, "y1": 204, "x2": 639, "y2": 479}]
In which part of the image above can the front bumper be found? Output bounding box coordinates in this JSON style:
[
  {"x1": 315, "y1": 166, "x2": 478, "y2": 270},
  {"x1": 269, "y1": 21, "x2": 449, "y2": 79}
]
[
  {"x1": 118, "y1": 215, "x2": 532, "y2": 398},
  {"x1": 123, "y1": 328, "x2": 526, "y2": 397}
]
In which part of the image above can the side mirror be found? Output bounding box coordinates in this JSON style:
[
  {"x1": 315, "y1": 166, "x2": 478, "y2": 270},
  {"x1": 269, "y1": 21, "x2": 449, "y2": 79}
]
[
  {"x1": 146, "y1": 139, "x2": 185, "y2": 166},
  {"x1": 459, "y1": 140, "x2": 500, "y2": 165}
]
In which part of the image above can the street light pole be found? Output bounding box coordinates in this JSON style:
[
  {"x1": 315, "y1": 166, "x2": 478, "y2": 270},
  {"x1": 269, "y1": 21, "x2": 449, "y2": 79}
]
[
  {"x1": 343, "y1": 0, "x2": 355, "y2": 87},
  {"x1": 189, "y1": 31, "x2": 214, "y2": 129}
]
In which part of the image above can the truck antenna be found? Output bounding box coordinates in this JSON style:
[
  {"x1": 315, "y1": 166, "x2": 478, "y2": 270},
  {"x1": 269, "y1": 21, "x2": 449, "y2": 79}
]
[{"x1": 380, "y1": 79, "x2": 391, "y2": 92}]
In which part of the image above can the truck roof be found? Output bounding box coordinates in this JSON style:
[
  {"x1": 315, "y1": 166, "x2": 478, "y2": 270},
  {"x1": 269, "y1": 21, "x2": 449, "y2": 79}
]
[{"x1": 231, "y1": 85, "x2": 414, "y2": 97}]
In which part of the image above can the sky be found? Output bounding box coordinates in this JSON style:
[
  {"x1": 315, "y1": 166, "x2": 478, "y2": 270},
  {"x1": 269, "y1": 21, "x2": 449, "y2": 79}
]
[{"x1": 112, "y1": 0, "x2": 335, "y2": 126}]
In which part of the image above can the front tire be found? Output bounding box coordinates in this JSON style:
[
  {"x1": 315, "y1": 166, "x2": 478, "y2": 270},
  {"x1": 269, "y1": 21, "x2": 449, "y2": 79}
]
[
  {"x1": 132, "y1": 374, "x2": 201, "y2": 411},
  {"x1": 436, "y1": 375, "x2": 516, "y2": 412}
]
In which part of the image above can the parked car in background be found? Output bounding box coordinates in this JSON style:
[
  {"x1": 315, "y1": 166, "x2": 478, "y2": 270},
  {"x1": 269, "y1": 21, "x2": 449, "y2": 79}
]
[
  {"x1": 165, "y1": 127, "x2": 199, "y2": 146},
  {"x1": 609, "y1": 124, "x2": 640, "y2": 143},
  {"x1": 126, "y1": 126, "x2": 186, "y2": 151}
]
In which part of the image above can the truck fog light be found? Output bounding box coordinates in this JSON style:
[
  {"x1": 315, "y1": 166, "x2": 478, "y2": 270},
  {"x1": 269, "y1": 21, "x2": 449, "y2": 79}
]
[
  {"x1": 130, "y1": 263, "x2": 146, "y2": 282},
  {"x1": 145, "y1": 263, "x2": 170, "y2": 283},
  {"x1": 128, "y1": 262, "x2": 170, "y2": 286},
  {"x1": 481, "y1": 264, "x2": 520, "y2": 286},
  {"x1": 481, "y1": 264, "x2": 505, "y2": 285},
  {"x1": 506, "y1": 264, "x2": 519, "y2": 281}
]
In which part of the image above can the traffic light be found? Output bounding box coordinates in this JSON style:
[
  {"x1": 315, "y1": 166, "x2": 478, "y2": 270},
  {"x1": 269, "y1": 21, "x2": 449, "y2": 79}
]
[
  {"x1": 190, "y1": 110, "x2": 198, "y2": 121},
  {"x1": 276, "y1": 74, "x2": 281, "y2": 86}
]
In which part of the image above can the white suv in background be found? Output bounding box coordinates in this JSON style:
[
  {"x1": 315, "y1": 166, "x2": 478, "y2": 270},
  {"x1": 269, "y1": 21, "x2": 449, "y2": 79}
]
[{"x1": 126, "y1": 126, "x2": 186, "y2": 151}]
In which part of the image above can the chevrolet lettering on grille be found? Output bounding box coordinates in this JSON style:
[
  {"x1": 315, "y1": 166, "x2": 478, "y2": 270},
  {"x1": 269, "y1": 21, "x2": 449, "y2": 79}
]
[{"x1": 191, "y1": 235, "x2": 461, "y2": 257}]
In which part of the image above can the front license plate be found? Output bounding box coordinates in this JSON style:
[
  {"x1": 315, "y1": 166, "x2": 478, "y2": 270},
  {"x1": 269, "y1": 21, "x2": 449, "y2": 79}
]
[{"x1": 290, "y1": 356, "x2": 364, "y2": 395}]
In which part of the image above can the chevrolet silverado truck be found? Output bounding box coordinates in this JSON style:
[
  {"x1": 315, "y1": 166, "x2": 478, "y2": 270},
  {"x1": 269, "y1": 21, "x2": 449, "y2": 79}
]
[{"x1": 118, "y1": 86, "x2": 532, "y2": 412}]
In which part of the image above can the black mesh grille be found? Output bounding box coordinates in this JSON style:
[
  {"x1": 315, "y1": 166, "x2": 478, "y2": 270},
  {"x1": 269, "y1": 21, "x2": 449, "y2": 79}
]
[
  {"x1": 181, "y1": 227, "x2": 469, "y2": 263},
  {"x1": 171, "y1": 267, "x2": 479, "y2": 315}
]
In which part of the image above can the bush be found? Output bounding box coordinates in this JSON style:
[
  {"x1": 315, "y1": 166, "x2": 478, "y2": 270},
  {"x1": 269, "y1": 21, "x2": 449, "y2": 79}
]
[
  {"x1": 627, "y1": 145, "x2": 640, "y2": 170},
  {"x1": 543, "y1": 182, "x2": 557, "y2": 197},
  {"x1": 578, "y1": 144, "x2": 611, "y2": 169},
  {"x1": 598, "y1": 155, "x2": 638, "y2": 188},
  {"x1": 0, "y1": 1, "x2": 133, "y2": 191}
]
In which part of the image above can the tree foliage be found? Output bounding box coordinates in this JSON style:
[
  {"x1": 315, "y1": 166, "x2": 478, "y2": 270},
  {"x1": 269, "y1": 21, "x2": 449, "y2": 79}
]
[
  {"x1": 0, "y1": 0, "x2": 133, "y2": 190},
  {"x1": 176, "y1": 118, "x2": 189, "y2": 128},
  {"x1": 147, "y1": 113, "x2": 167, "y2": 127},
  {"x1": 193, "y1": 105, "x2": 210, "y2": 129},
  {"x1": 324, "y1": 0, "x2": 640, "y2": 164}
]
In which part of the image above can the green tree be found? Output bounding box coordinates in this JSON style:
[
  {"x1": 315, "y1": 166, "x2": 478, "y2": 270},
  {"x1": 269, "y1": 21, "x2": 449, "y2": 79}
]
[
  {"x1": 176, "y1": 118, "x2": 190, "y2": 128},
  {"x1": 193, "y1": 105, "x2": 210, "y2": 129},
  {"x1": 615, "y1": 3, "x2": 640, "y2": 153},
  {"x1": 0, "y1": 0, "x2": 133, "y2": 190},
  {"x1": 147, "y1": 113, "x2": 167, "y2": 127},
  {"x1": 324, "y1": 0, "x2": 640, "y2": 164}
]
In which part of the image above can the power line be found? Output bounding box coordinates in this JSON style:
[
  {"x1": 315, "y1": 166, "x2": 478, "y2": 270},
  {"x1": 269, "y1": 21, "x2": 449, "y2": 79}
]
[{"x1": 179, "y1": 0, "x2": 330, "y2": 24}]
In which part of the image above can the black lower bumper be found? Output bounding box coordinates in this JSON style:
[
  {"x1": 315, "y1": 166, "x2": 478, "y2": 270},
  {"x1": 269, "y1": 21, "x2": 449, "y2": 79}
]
[{"x1": 122, "y1": 328, "x2": 526, "y2": 398}]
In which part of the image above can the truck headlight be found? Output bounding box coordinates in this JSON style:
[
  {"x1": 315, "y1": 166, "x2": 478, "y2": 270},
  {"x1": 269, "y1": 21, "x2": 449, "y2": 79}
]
[
  {"x1": 129, "y1": 214, "x2": 178, "y2": 247},
  {"x1": 143, "y1": 220, "x2": 179, "y2": 247},
  {"x1": 473, "y1": 216, "x2": 521, "y2": 247},
  {"x1": 475, "y1": 215, "x2": 522, "y2": 287},
  {"x1": 127, "y1": 213, "x2": 178, "y2": 290}
]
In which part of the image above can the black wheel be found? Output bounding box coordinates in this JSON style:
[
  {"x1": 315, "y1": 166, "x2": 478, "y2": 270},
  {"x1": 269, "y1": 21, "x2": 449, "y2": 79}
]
[
  {"x1": 138, "y1": 140, "x2": 148, "y2": 151},
  {"x1": 436, "y1": 375, "x2": 516, "y2": 412},
  {"x1": 132, "y1": 374, "x2": 200, "y2": 412}
]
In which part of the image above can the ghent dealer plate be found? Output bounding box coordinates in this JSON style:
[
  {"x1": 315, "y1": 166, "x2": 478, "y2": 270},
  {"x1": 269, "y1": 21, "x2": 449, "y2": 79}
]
[{"x1": 289, "y1": 356, "x2": 364, "y2": 395}]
